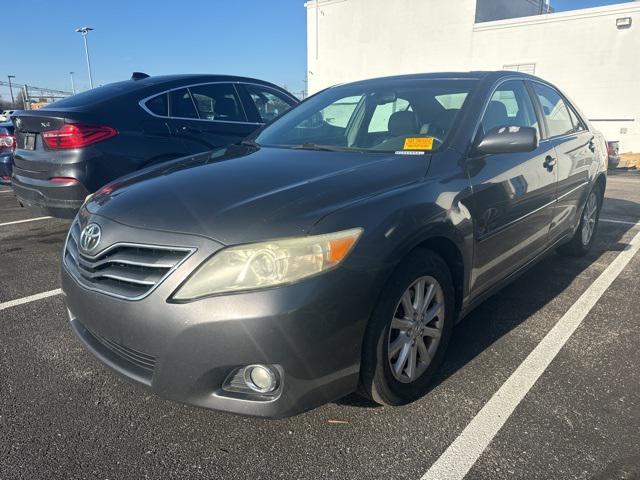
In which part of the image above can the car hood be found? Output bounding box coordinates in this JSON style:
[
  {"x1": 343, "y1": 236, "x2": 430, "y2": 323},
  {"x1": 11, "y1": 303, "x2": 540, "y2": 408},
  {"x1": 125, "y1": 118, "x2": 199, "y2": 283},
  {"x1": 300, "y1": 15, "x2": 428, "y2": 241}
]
[{"x1": 86, "y1": 145, "x2": 429, "y2": 245}]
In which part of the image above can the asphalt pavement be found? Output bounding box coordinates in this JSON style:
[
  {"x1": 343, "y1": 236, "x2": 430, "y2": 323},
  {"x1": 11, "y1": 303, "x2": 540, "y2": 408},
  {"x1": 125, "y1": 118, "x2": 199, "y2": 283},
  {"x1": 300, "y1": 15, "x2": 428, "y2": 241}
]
[{"x1": 1, "y1": 171, "x2": 639, "y2": 480}]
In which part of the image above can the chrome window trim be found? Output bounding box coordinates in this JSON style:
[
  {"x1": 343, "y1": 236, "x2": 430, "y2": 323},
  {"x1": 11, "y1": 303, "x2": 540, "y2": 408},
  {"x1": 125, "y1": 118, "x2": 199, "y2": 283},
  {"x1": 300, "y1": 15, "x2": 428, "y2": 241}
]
[
  {"x1": 138, "y1": 81, "x2": 297, "y2": 126},
  {"x1": 64, "y1": 224, "x2": 197, "y2": 301}
]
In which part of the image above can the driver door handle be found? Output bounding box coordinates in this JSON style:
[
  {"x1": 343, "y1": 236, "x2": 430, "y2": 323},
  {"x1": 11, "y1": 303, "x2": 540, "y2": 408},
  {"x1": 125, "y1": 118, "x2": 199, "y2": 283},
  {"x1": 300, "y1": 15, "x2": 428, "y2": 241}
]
[{"x1": 543, "y1": 155, "x2": 557, "y2": 171}]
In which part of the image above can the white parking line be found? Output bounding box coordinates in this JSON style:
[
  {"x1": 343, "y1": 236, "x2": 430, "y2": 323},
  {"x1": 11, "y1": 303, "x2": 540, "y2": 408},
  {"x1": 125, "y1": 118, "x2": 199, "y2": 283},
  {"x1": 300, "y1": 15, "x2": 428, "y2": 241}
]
[
  {"x1": 0, "y1": 216, "x2": 52, "y2": 227},
  {"x1": 600, "y1": 217, "x2": 639, "y2": 226},
  {"x1": 0, "y1": 289, "x2": 63, "y2": 312},
  {"x1": 421, "y1": 223, "x2": 640, "y2": 480}
]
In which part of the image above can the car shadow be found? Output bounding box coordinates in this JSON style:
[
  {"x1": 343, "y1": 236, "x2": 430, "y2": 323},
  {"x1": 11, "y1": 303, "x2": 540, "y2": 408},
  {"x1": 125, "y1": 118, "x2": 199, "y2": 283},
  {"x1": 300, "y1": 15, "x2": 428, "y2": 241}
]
[{"x1": 336, "y1": 196, "x2": 640, "y2": 409}]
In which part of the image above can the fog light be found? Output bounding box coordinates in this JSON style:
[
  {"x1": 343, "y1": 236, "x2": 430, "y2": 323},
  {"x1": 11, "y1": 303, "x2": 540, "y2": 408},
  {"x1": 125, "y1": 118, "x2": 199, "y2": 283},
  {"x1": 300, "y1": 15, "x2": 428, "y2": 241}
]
[{"x1": 244, "y1": 365, "x2": 278, "y2": 393}]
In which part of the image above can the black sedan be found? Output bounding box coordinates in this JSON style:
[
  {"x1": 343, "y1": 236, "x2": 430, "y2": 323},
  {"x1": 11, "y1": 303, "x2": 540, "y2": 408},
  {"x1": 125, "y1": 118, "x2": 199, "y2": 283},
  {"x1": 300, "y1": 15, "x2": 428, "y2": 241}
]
[
  {"x1": 10, "y1": 74, "x2": 298, "y2": 218},
  {"x1": 62, "y1": 71, "x2": 607, "y2": 417},
  {"x1": 0, "y1": 121, "x2": 15, "y2": 184}
]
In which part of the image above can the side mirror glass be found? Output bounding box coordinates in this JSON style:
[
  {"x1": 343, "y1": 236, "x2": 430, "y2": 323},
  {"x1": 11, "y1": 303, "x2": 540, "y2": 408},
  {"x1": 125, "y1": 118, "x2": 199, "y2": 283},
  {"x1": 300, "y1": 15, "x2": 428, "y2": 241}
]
[{"x1": 475, "y1": 126, "x2": 538, "y2": 155}]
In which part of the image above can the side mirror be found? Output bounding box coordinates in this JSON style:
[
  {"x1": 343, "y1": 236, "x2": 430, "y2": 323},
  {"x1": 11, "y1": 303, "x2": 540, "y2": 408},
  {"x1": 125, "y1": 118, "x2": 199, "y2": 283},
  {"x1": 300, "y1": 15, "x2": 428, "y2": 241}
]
[{"x1": 475, "y1": 126, "x2": 538, "y2": 155}]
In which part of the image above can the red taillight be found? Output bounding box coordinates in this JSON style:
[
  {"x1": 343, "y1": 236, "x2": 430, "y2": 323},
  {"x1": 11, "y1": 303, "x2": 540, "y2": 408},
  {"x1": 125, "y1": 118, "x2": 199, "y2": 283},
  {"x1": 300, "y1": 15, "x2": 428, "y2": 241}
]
[
  {"x1": 0, "y1": 133, "x2": 15, "y2": 151},
  {"x1": 42, "y1": 124, "x2": 117, "y2": 149},
  {"x1": 49, "y1": 177, "x2": 80, "y2": 184},
  {"x1": 1, "y1": 175, "x2": 10, "y2": 181}
]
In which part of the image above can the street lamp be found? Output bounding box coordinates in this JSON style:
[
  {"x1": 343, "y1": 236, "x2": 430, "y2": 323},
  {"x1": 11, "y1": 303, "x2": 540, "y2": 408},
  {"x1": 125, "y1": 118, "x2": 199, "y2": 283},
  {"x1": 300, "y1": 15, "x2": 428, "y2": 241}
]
[
  {"x1": 70, "y1": 72, "x2": 76, "y2": 94},
  {"x1": 7, "y1": 75, "x2": 15, "y2": 106},
  {"x1": 75, "y1": 26, "x2": 94, "y2": 89}
]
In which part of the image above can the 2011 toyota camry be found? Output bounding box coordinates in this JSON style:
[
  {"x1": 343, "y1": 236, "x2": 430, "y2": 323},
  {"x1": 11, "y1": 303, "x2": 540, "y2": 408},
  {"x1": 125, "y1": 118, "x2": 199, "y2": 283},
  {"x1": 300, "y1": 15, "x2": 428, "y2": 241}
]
[{"x1": 61, "y1": 71, "x2": 607, "y2": 418}]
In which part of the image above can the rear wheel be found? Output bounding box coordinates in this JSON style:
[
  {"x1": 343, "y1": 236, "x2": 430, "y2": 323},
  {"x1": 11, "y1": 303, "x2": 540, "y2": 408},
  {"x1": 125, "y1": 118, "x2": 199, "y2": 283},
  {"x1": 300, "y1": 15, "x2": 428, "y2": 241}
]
[
  {"x1": 558, "y1": 185, "x2": 602, "y2": 257},
  {"x1": 359, "y1": 249, "x2": 455, "y2": 406}
]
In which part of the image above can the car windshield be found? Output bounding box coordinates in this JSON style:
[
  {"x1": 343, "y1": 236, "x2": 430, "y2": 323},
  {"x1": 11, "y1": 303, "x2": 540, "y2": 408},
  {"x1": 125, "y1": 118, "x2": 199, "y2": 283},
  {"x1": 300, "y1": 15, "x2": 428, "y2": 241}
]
[{"x1": 256, "y1": 78, "x2": 477, "y2": 153}]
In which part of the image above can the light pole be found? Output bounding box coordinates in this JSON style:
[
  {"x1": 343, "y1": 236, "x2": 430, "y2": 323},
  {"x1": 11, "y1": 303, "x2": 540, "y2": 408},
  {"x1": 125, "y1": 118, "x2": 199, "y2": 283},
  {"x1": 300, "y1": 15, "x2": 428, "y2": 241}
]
[
  {"x1": 7, "y1": 75, "x2": 15, "y2": 107},
  {"x1": 75, "y1": 27, "x2": 94, "y2": 89},
  {"x1": 70, "y1": 72, "x2": 76, "y2": 94}
]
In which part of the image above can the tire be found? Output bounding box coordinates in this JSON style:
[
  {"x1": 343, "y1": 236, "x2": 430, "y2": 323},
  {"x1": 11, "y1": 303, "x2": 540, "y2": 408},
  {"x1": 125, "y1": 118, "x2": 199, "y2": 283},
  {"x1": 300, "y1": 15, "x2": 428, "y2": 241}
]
[
  {"x1": 558, "y1": 184, "x2": 602, "y2": 257},
  {"x1": 359, "y1": 249, "x2": 455, "y2": 406}
]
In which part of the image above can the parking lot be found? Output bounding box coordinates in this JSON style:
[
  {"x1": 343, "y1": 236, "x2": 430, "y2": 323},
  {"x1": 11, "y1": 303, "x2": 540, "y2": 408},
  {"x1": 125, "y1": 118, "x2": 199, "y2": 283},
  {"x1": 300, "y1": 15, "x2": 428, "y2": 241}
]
[{"x1": 1, "y1": 171, "x2": 639, "y2": 480}]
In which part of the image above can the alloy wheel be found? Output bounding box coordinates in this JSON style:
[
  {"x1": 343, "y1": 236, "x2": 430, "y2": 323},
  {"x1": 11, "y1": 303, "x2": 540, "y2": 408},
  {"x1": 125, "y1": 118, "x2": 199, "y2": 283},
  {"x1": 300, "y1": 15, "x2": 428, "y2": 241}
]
[{"x1": 387, "y1": 276, "x2": 445, "y2": 383}]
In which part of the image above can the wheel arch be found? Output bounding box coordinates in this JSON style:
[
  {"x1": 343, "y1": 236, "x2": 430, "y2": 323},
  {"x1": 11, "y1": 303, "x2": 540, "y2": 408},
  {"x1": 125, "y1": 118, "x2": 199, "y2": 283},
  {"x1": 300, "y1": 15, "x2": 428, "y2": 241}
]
[
  {"x1": 594, "y1": 172, "x2": 607, "y2": 199},
  {"x1": 379, "y1": 226, "x2": 469, "y2": 321},
  {"x1": 412, "y1": 236, "x2": 465, "y2": 318}
]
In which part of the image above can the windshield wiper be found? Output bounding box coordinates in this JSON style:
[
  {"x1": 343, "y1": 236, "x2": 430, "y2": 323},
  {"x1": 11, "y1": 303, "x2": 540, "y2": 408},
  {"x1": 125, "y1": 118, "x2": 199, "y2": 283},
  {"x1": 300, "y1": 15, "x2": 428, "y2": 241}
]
[{"x1": 289, "y1": 143, "x2": 349, "y2": 152}]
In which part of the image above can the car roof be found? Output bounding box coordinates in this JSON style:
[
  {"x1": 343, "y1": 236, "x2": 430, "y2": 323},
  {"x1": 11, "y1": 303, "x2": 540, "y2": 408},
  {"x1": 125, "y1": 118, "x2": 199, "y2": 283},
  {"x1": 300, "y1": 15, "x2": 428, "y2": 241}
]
[
  {"x1": 334, "y1": 70, "x2": 541, "y2": 88},
  {"x1": 35, "y1": 74, "x2": 295, "y2": 112},
  {"x1": 128, "y1": 74, "x2": 286, "y2": 90}
]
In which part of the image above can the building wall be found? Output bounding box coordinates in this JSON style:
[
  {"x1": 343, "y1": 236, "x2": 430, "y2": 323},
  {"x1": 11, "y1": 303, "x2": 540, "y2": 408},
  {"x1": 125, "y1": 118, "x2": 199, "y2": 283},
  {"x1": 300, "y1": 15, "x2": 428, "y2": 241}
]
[
  {"x1": 470, "y1": 4, "x2": 640, "y2": 152},
  {"x1": 306, "y1": 0, "x2": 478, "y2": 91},
  {"x1": 306, "y1": 0, "x2": 640, "y2": 152}
]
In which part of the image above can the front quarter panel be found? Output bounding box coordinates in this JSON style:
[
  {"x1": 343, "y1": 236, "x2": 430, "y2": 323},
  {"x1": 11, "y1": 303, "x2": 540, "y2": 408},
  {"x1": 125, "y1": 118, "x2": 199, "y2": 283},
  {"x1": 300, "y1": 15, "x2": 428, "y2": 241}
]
[{"x1": 312, "y1": 148, "x2": 474, "y2": 330}]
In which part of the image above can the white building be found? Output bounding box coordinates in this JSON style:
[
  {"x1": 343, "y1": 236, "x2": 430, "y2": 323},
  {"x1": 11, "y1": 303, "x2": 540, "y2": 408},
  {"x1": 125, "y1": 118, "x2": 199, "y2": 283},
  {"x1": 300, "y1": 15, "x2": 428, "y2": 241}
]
[{"x1": 306, "y1": 0, "x2": 640, "y2": 153}]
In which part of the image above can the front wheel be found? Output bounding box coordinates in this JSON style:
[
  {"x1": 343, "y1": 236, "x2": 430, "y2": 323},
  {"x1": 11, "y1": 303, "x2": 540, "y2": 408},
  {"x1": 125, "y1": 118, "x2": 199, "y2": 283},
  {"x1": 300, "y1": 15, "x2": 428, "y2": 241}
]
[
  {"x1": 558, "y1": 186, "x2": 602, "y2": 257},
  {"x1": 359, "y1": 249, "x2": 455, "y2": 406}
]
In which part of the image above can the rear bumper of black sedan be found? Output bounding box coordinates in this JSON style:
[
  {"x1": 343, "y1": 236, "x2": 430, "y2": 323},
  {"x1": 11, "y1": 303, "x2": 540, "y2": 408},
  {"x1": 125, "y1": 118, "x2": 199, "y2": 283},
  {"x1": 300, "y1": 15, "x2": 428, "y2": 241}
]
[
  {"x1": 60, "y1": 218, "x2": 375, "y2": 418},
  {"x1": 0, "y1": 154, "x2": 11, "y2": 184},
  {"x1": 11, "y1": 172, "x2": 88, "y2": 218}
]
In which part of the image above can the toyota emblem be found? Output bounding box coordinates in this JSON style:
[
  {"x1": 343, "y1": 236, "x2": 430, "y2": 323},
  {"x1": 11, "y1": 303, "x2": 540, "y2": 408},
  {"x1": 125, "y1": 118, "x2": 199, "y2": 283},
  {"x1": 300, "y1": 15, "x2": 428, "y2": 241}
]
[{"x1": 80, "y1": 223, "x2": 102, "y2": 252}]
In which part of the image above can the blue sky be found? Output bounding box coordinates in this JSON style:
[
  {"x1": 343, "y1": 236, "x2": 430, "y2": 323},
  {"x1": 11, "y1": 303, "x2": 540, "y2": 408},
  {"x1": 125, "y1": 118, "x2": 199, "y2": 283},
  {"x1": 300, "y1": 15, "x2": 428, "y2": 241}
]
[{"x1": 1, "y1": 0, "x2": 633, "y2": 100}]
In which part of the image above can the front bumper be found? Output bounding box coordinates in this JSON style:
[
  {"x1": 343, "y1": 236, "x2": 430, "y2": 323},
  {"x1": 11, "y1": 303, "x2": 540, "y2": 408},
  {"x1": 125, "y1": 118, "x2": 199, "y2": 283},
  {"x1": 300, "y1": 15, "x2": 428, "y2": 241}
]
[{"x1": 61, "y1": 215, "x2": 374, "y2": 418}]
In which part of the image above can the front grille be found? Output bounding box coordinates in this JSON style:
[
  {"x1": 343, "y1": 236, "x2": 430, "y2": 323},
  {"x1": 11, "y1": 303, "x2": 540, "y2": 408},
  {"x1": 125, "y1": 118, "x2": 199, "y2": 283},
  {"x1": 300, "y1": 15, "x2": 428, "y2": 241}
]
[{"x1": 64, "y1": 221, "x2": 193, "y2": 300}]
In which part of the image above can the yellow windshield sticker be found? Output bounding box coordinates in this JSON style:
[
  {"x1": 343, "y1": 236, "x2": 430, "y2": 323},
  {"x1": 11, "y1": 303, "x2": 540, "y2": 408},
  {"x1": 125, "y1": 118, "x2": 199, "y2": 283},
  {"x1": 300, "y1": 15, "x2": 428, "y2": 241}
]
[{"x1": 403, "y1": 137, "x2": 434, "y2": 151}]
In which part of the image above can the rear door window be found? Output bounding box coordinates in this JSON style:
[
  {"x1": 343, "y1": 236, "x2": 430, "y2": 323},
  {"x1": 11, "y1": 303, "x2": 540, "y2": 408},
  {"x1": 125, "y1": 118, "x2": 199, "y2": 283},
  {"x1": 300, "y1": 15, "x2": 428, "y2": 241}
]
[
  {"x1": 243, "y1": 84, "x2": 295, "y2": 123},
  {"x1": 169, "y1": 88, "x2": 199, "y2": 119},
  {"x1": 532, "y1": 83, "x2": 574, "y2": 138},
  {"x1": 188, "y1": 83, "x2": 246, "y2": 122}
]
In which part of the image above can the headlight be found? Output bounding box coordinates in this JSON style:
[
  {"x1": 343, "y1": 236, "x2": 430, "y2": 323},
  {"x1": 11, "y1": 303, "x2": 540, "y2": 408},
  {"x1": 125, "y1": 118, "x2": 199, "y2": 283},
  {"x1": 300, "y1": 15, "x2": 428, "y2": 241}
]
[{"x1": 172, "y1": 228, "x2": 363, "y2": 300}]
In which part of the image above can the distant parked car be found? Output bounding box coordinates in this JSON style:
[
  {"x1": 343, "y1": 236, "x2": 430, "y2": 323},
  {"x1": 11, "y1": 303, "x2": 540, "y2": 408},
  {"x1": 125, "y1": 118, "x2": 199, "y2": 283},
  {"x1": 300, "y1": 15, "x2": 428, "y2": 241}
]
[
  {"x1": 0, "y1": 110, "x2": 17, "y2": 122},
  {"x1": 11, "y1": 74, "x2": 299, "y2": 218},
  {"x1": 0, "y1": 122, "x2": 15, "y2": 184},
  {"x1": 607, "y1": 140, "x2": 620, "y2": 169}
]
